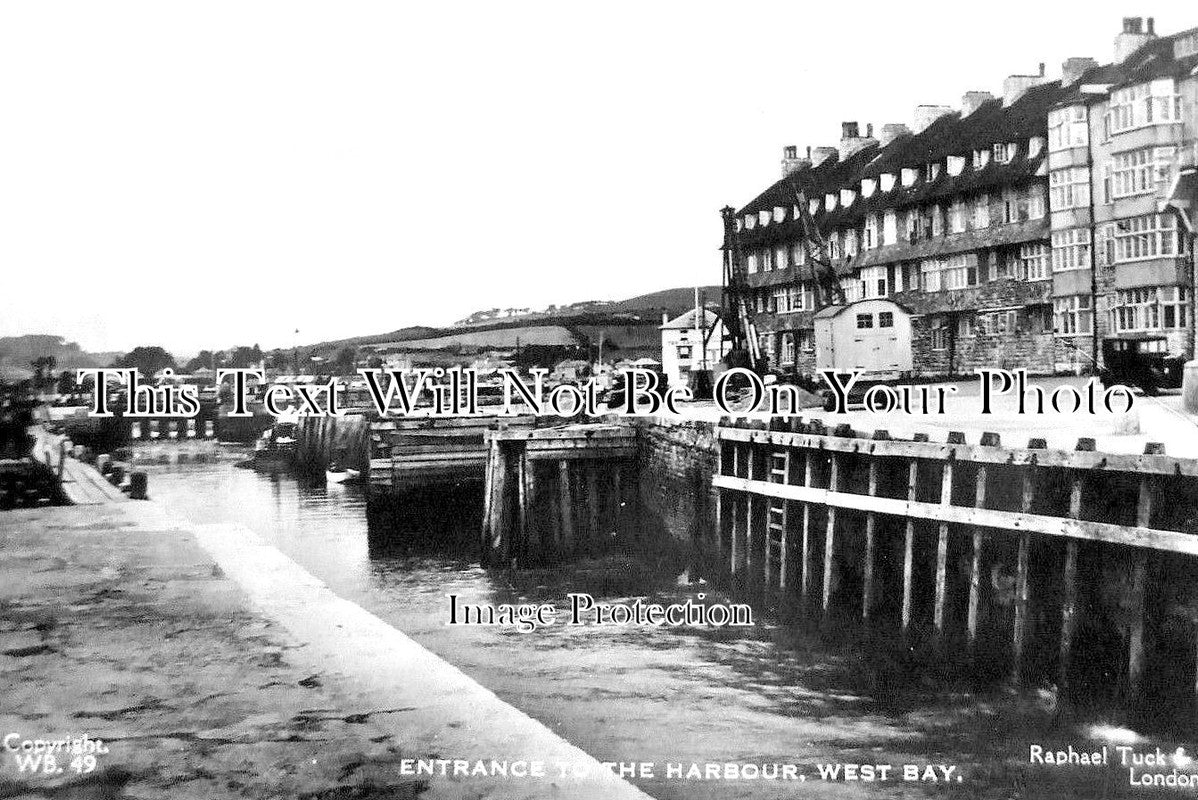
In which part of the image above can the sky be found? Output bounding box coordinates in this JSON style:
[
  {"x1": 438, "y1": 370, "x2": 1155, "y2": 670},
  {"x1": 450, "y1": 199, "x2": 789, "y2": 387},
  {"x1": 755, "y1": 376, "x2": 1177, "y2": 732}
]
[{"x1": 0, "y1": 1, "x2": 1183, "y2": 355}]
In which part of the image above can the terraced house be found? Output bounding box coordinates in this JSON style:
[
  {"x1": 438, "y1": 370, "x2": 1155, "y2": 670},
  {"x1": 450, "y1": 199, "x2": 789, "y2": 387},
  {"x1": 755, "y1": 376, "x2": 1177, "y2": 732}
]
[{"x1": 731, "y1": 16, "x2": 1198, "y2": 377}]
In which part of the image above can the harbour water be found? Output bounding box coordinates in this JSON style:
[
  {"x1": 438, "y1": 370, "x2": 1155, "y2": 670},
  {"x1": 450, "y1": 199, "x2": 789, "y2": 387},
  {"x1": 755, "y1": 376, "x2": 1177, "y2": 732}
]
[{"x1": 140, "y1": 449, "x2": 1161, "y2": 799}]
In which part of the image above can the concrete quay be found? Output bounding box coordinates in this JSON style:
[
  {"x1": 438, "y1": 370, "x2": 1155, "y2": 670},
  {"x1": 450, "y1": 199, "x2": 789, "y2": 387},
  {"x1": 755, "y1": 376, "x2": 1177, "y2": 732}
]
[{"x1": 0, "y1": 501, "x2": 651, "y2": 799}]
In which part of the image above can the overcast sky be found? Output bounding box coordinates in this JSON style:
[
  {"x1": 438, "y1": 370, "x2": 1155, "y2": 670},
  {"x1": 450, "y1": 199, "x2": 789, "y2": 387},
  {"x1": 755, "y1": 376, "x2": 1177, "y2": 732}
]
[{"x1": 0, "y1": 1, "x2": 1180, "y2": 355}]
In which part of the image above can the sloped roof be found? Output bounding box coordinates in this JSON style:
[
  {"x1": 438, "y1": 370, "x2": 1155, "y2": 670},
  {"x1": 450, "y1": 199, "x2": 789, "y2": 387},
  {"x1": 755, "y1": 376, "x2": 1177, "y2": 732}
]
[{"x1": 661, "y1": 308, "x2": 721, "y2": 330}]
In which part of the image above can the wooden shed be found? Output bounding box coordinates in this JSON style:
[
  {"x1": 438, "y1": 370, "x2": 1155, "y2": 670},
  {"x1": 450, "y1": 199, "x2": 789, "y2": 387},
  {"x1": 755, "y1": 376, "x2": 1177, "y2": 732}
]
[{"x1": 813, "y1": 299, "x2": 912, "y2": 379}]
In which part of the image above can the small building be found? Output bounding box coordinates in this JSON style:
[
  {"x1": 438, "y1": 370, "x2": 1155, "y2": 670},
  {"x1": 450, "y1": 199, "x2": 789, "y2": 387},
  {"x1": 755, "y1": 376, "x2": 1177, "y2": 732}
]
[
  {"x1": 813, "y1": 299, "x2": 913, "y2": 379},
  {"x1": 660, "y1": 308, "x2": 727, "y2": 389}
]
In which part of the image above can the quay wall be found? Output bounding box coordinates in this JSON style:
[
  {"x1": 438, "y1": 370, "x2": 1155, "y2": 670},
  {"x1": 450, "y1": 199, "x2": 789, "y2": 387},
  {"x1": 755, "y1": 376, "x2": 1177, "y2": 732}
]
[{"x1": 632, "y1": 417, "x2": 719, "y2": 565}]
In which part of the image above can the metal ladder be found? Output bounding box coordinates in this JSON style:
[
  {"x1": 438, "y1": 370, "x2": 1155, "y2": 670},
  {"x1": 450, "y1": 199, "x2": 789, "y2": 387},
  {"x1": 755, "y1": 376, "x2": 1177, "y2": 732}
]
[{"x1": 765, "y1": 451, "x2": 789, "y2": 589}]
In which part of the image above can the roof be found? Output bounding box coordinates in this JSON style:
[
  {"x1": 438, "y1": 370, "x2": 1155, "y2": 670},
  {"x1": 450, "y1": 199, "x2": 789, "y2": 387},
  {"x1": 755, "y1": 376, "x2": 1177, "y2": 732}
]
[
  {"x1": 734, "y1": 22, "x2": 1198, "y2": 253},
  {"x1": 813, "y1": 298, "x2": 913, "y2": 320},
  {"x1": 661, "y1": 308, "x2": 721, "y2": 330}
]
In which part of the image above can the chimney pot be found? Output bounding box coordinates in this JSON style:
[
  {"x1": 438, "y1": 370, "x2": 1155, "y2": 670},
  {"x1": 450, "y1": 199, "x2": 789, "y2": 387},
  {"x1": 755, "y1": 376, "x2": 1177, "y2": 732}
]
[
  {"x1": 783, "y1": 145, "x2": 797, "y2": 159},
  {"x1": 1147, "y1": 16, "x2": 1154, "y2": 34},
  {"x1": 841, "y1": 121, "x2": 860, "y2": 139},
  {"x1": 1038, "y1": 62, "x2": 1045, "y2": 76},
  {"x1": 866, "y1": 122, "x2": 873, "y2": 137}
]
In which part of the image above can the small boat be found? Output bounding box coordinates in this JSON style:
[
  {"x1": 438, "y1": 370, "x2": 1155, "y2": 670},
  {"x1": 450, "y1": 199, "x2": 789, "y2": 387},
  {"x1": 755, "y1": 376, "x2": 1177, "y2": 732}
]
[{"x1": 325, "y1": 466, "x2": 361, "y2": 485}]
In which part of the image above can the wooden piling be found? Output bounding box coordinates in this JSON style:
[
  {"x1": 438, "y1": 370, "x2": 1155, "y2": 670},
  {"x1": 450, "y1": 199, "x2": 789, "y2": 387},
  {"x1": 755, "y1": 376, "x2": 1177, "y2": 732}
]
[
  {"x1": 746, "y1": 444, "x2": 756, "y2": 580},
  {"x1": 1059, "y1": 471, "x2": 1083, "y2": 689},
  {"x1": 822, "y1": 454, "x2": 839, "y2": 614},
  {"x1": 558, "y1": 460, "x2": 575, "y2": 555},
  {"x1": 967, "y1": 465, "x2": 988, "y2": 647},
  {"x1": 1129, "y1": 473, "x2": 1152, "y2": 700},
  {"x1": 933, "y1": 457, "x2": 954, "y2": 636},
  {"x1": 586, "y1": 463, "x2": 600, "y2": 555},
  {"x1": 801, "y1": 451, "x2": 813, "y2": 607},
  {"x1": 901, "y1": 459, "x2": 918, "y2": 633},
  {"x1": 862, "y1": 457, "x2": 879, "y2": 620}
]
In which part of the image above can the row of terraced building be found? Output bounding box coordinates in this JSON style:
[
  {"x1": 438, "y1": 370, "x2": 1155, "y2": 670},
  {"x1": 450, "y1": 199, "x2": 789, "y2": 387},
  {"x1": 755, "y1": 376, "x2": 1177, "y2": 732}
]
[{"x1": 730, "y1": 16, "x2": 1198, "y2": 376}]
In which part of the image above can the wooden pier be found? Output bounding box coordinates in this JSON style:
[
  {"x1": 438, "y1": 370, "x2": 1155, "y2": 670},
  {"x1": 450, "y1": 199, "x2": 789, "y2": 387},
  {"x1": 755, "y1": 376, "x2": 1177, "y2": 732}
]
[
  {"x1": 368, "y1": 414, "x2": 536, "y2": 492},
  {"x1": 481, "y1": 424, "x2": 639, "y2": 566},
  {"x1": 712, "y1": 416, "x2": 1198, "y2": 703}
]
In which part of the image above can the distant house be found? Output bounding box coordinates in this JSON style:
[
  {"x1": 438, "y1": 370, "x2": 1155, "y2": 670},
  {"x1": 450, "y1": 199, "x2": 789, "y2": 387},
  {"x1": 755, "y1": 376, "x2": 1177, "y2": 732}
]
[
  {"x1": 550, "y1": 359, "x2": 590, "y2": 383},
  {"x1": 660, "y1": 308, "x2": 727, "y2": 389}
]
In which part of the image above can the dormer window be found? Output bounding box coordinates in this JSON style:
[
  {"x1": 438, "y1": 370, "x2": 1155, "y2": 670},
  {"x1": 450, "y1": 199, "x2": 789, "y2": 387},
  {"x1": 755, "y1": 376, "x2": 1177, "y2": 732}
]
[
  {"x1": 861, "y1": 178, "x2": 877, "y2": 198},
  {"x1": 772, "y1": 206, "x2": 786, "y2": 223},
  {"x1": 972, "y1": 149, "x2": 991, "y2": 169},
  {"x1": 745, "y1": 215, "x2": 757, "y2": 230},
  {"x1": 880, "y1": 173, "x2": 896, "y2": 192},
  {"x1": 924, "y1": 162, "x2": 941, "y2": 181},
  {"x1": 825, "y1": 193, "x2": 838, "y2": 211},
  {"x1": 901, "y1": 167, "x2": 918, "y2": 187},
  {"x1": 993, "y1": 142, "x2": 1015, "y2": 164},
  {"x1": 759, "y1": 210, "x2": 771, "y2": 226},
  {"x1": 840, "y1": 189, "x2": 856, "y2": 207},
  {"x1": 808, "y1": 199, "x2": 819, "y2": 216},
  {"x1": 1028, "y1": 137, "x2": 1045, "y2": 158},
  {"x1": 947, "y1": 155, "x2": 966, "y2": 176}
]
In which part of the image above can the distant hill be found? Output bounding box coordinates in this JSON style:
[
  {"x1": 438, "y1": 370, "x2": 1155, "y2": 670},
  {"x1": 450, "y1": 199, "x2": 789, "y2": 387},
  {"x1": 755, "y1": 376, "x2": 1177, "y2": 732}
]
[
  {"x1": 301, "y1": 286, "x2": 723, "y2": 358},
  {"x1": 0, "y1": 335, "x2": 119, "y2": 373},
  {"x1": 607, "y1": 286, "x2": 721, "y2": 316}
]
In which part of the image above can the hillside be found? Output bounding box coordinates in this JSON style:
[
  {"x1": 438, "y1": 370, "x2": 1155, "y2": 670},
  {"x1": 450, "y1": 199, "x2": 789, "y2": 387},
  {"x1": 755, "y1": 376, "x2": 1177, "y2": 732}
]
[
  {"x1": 0, "y1": 335, "x2": 120, "y2": 373},
  {"x1": 304, "y1": 285, "x2": 723, "y2": 358}
]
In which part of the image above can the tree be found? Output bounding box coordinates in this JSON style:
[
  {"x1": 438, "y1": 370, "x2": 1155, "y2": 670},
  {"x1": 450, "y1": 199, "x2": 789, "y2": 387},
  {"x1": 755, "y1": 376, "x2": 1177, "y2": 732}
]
[
  {"x1": 333, "y1": 346, "x2": 357, "y2": 374},
  {"x1": 29, "y1": 356, "x2": 57, "y2": 390},
  {"x1": 112, "y1": 346, "x2": 177, "y2": 377},
  {"x1": 185, "y1": 350, "x2": 223, "y2": 373}
]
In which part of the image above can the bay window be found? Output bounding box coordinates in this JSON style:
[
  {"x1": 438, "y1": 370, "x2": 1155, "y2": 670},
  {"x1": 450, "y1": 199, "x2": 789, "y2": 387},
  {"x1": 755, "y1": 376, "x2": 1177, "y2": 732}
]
[
  {"x1": 1020, "y1": 242, "x2": 1050, "y2": 281},
  {"x1": 1112, "y1": 214, "x2": 1178, "y2": 262},
  {"x1": 1110, "y1": 287, "x2": 1189, "y2": 332},
  {"x1": 1106, "y1": 79, "x2": 1182, "y2": 136},
  {"x1": 1054, "y1": 295, "x2": 1093, "y2": 335},
  {"x1": 1050, "y1": 167, "x2": 1090, "y2": 210},
  {"x1": 1048, "y1": 106, "x2": 1088, "y2": 151},
  {"x1": 1051, "y1": 229, "x2": 1091, "y2": 272}
]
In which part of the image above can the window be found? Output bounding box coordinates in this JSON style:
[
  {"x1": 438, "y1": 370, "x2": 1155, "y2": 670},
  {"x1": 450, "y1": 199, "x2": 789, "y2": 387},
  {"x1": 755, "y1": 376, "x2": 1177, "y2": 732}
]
[
  {"x1": 930, "y1": 317, "x2": 949, "y2": 351},
  {"x1": 1054, "y1": 295, "x2": 1092, "y2": 335},
  {"x1": 828, "y1": 234, "x2": 840, "y2": 260},
  {"x1": 759, "y1": 334, "x2": 775, "y2": 364},
  {"x1": 801, "y1": 282, "x2": 815, "y2": 311},
  {"x1": 860, "y1": 266, "x2": 887, "y2": 298},
  {"x1": 791, "y1": 242, "x2": 806, "y2": 266},
  {"x1": 799, "y1": 330, "x2": 815, "y2": 353},
  {"x1": 844, "y1": 230, "x2": 859, "y2": 258},
  {"x1": 746, "y1": 253, "x2": 758, "y2": 274},
  {"x1": 761, "y1": 248, "x2": 774, "y2": 271},
  {"x1": 1112, "y1": 214, "x2": 1178, "y2": 263},
  {"x1": 1020, "y1": 243, "x2": 1049, "y2": 280},
  {"x1": 1106, "y1": 80, "x2": 1182, "y2": 136},
  {"x1": 957, "y1": 314, "x2": 975, "y2": 337},
  {"x1": 950, "y1": 200, "x2": 967, "y2": 233},
  {"x1": 972, "y1": 149, "x2": 991, "y2": 170},
  {"x1": 931, "y1": 205, "x2": 944, "y2": 237},
  {"x1": 978, "y1": 310, "x2": 1019, "y2": 336},
  {"x1": 1051, "y1": 229, "x2": 1091, "y2": 272},
  {"x1": 677, "y1": 345, "x2": 692, "y2": 360},
  {"x1": 1048, "y1": 106, "x2": 1088, "y2": 151},
  {"x1": 840, "y1": 276, "x2": 862, "y2": 303},
  {"x1": 1111, "y1": 147, "x2": 1177, "y2": 198},
  {"x1": 856, "y1": 314, "x2": 874, "y2": 329},
  {"x1": 943, "y1": 254, "x2": 976, "y2": 290},
  {"x1": 879, "y1": 312, "x2": 894, "y2": 328},
  {"x1": 1110, "y1": 287, "x2": 1189, "y2": 332},
  {"x1": 1027, "y1": 186, "x2": 1046, "y2": 220},
  {"x1": 780, "y1": 333, "x2": 795, "y2": 365},
  {"x1": 775, "y1": 246, "x2": 789, "y2": 270},
  {"x1": 925, "y1": 162, "x2": 941, "y2": 182},
  {"x1": 920, "y1": 258, "x2": 943, "y2": 292},
  {"x1": 864, "y1": 215, "x2": 879, "y2": 250},
  {"x1": 993, "y1": 142, "x2": 1015, "y2": 164},
  {"x1": 1026, "y1": 304, "x2": 1053, "y2": 334},
  {"x1": 972, "y1": 195, "x2": 990, "y2": 229},
  {"x1": 1050, "y1": 167, "x2": 1090, "y2": 210},
  {"x1": 1002, "y1": 189, "x2": 1017, "y2": 223},
  {"x1": 882, "y1": 210, "x2": 897, "y2": 245},
  {"x1": 772, "y1": 287, "x2": 787, "y2": 312}
]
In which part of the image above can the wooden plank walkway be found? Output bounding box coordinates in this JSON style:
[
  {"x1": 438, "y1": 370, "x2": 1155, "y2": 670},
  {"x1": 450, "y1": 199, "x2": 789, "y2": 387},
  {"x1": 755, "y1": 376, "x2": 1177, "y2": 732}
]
[{"x1": 31, "y1": 427, "x2": 126, "y2": 505}]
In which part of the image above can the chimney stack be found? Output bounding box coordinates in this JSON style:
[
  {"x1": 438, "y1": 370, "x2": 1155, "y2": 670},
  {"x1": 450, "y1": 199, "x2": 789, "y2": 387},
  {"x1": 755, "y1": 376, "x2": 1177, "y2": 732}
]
[
  {"x1": 810, "y1": 146, "x2": 838, "y2": 168},
  {"x1": 961, "y1": 90, "x2": 995, "y2": 117},
  {"x1": 1003, "y1": 67, "x2": 1046, "y2": 106},
  {"x1": 838, "y1": 120, "x2": 877, "y2": 159},
  {"x1": 912, "y1": 105, "x2": 953, "y2": 134},
  {"x1": 781, "y1": 145, "x2": 811, "y2": 178},
  {"x1": 1115, "y1": 16, "x2": 1156, "y2": 62},
  {"x1": 877, "y1": 123, "x2": 911, "y2": 147},
  {"x1": 1061, "y1": 57, "x2": 1098, "y2": 86}
]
